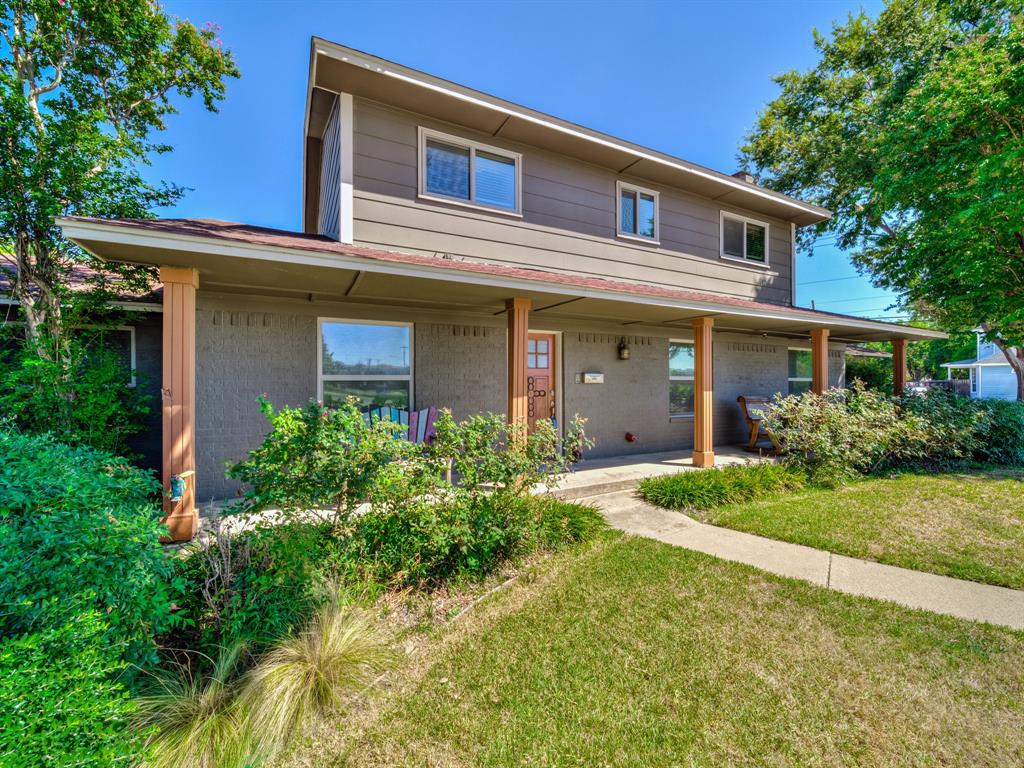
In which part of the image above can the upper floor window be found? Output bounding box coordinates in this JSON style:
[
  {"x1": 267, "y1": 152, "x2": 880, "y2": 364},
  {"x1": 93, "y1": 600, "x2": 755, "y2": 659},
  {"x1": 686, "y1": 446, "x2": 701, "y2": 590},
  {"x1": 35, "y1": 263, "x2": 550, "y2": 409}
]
[
  {"x1": 721, "y1": 212, "x2": 769, "y2": 266},
  {"x1": 617, "y1": 181, "x2": 659, "y2": 242},
  {"x1": 418, "y1": 127, "x2": 521, "y2": 215}
]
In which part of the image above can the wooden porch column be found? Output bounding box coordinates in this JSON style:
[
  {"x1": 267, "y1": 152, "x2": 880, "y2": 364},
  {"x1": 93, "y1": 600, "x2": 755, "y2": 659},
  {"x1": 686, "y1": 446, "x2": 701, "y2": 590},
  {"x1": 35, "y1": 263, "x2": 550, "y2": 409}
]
[
  {"x1": 160, "y1": 267, "x2": 199, "y2": 542},
  {"x1": 692, "y1": 317, "x2": 715, "y2": 467},
  {"x1": 506, "y1": 297, "x2": 531, "y2": 427},
  {"x1": 892, "y1": 338, "x2": 908, "y2": 396},
  {"x1": 810, "y1": 328, "x2": 830, "y2": 394}
]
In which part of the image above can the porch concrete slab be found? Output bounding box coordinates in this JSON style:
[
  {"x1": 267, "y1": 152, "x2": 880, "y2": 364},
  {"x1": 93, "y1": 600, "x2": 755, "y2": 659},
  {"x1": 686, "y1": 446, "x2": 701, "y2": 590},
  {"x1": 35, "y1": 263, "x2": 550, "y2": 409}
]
[
  {"x1": 828, "y1": 554, "x2": 1024, "y2": 630},
  {"x1": 585, "y1": 489, "x2": 1024, "y2": 631},
  {"x1": 552, "y1": 445, "x2": 763, "y2": 498}
]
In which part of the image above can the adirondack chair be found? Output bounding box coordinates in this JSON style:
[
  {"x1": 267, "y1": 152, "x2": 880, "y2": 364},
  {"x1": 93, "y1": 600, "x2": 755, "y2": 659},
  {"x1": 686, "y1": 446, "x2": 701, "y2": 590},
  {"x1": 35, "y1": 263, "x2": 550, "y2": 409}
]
[
  {"x1": 363, "y1": 405, "x2": 439, "y2": 444},
  {"x1": 364, "y1": 405, "x2": 448, "y2": 481},
  {"x1": 736, "y1": 395, "x2": 781, "y2": 453}
]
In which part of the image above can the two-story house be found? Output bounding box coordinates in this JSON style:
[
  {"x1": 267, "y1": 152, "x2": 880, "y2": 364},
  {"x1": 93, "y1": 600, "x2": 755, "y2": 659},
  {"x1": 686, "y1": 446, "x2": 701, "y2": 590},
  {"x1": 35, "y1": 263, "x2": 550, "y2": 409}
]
[
  {"x1": 58, "y1": 39, "x2": 943, "y2": 540},
  {"x1": 942, "y1": 333, "x2": 1019, "y2": 400}
]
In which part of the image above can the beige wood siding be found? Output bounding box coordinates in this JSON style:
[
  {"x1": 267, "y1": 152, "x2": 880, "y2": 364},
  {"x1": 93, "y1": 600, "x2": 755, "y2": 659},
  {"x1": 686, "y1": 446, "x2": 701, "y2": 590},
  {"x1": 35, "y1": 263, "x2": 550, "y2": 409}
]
[
  {"x1": 318, "y1": 98, "x2": 341, "y2": 240},
  {"x1": 351, "y1": 98, "x2": 794, "y2": 305}
]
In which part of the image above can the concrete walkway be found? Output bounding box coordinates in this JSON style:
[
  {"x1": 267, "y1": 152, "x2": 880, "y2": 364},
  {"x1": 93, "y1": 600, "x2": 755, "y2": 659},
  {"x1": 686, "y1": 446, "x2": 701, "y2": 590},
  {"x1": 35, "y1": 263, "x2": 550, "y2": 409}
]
[{"x1": 584, "y1": 489, "x2": 1024, "y2": 631}]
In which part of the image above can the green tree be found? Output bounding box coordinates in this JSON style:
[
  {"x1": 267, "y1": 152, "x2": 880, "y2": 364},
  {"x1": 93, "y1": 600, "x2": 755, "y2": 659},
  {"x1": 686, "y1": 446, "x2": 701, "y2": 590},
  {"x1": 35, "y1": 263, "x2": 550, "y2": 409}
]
[
  {"x1": 0, "y1": 0, "x2": 238, "y2": 361},
  {"x1": 741, "y1": 0, "x2": 1024, "y2": 398}
]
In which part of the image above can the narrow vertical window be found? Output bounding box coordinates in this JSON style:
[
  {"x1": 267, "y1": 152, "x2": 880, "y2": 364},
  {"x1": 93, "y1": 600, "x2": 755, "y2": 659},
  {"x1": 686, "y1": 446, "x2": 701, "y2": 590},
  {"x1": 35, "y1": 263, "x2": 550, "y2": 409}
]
[
  {"x1": 788, "y1": 349, "x2": 812, "y2": 394},
  {"x1": 669, "y1": 341, "x2": 695, "y2": 416},
  {"x1": 617, "y1": 181, "x2": 659, "y2": 242}
]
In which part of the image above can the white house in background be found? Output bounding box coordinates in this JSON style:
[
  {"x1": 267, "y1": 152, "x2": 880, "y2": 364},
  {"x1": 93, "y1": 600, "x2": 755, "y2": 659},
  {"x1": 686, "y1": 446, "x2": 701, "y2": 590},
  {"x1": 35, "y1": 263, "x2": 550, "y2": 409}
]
[{"x1": 942, "y1": 333, "x2": 1019, "y2": 400}]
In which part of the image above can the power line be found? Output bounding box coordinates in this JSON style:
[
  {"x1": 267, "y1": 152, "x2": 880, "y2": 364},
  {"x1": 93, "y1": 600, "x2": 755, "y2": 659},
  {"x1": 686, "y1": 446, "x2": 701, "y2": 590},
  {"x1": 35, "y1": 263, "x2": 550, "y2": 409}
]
[
  {"x1": 799, "y1": 275, "x2": 863, "y2": 285},
  {"x1": 813, "y1": 294, "x2": 900, "y2": 306}
]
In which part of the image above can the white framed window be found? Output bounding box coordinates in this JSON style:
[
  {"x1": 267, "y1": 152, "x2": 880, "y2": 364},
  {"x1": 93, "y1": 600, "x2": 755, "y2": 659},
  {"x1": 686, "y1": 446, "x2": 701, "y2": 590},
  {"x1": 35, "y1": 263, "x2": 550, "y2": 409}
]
[
  {"x1": 318, "y1": 318, "x2": 413, "y2": 410},
  {"x1": 669, "y1": 340, "x2": 695, "y2": 417},
  {"x1": 721, "y1": 211, "x2": 770, "y2": 267},
  {"x1": 417, "y1": 127, "x2": 522, "y2": 215},
  {"x1": 788, "y1": 348, "x2": 812, "y2": 395},
  {"x1": 617, "y1": 181, "x2": 659, "y2": 243},
  {"x1": 970, "y1": 368, "x2": 978, "y2": 395}
]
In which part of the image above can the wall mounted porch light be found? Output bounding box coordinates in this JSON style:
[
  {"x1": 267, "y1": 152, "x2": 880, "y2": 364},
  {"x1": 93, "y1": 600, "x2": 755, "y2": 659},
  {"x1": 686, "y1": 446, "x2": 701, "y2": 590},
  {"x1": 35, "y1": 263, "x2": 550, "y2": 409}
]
[{"x1": 617, "y1": 337, "x2": 631, "y2": 360}]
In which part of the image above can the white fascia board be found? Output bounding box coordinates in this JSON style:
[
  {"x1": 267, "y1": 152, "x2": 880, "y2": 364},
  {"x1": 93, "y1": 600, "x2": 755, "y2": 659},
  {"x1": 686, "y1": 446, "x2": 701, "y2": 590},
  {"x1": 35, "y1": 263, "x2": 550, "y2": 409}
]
[
  {"x1": 59, "y1": 218, "x2": 944, "y2": 339},
  {"x1": 312, "y1": 40, "x2": 830, "y2": 223}
]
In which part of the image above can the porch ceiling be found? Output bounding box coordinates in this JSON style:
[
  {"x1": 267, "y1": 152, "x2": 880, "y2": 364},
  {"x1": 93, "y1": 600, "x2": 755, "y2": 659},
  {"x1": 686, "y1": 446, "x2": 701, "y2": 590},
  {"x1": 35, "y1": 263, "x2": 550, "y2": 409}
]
[{"x1": 59, "y1": 216, "x2": 944, "y2": 344}]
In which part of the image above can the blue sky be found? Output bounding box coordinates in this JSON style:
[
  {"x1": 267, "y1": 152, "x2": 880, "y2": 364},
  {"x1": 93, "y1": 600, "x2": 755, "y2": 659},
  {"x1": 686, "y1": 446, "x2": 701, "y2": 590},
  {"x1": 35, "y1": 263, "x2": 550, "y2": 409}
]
[{"x1": 150, "y1": 0, "x2": 903, "y2": 318}]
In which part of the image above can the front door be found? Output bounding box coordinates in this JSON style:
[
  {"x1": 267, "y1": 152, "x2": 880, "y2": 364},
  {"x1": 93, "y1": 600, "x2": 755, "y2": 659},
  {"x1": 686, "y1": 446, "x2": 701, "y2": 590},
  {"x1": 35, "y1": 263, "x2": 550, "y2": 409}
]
[{"x1": 527, "y1": 333, "x2": 556, "y2": 430}]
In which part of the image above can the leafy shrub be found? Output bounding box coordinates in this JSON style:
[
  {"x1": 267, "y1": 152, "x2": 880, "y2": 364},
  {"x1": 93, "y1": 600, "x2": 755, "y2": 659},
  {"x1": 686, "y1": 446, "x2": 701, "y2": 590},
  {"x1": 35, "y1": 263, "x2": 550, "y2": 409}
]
[
  {"x1": 899, "y1": 387, "x2": 988, "y2": 463},
  {"x1": 638, "y1": 462, "x2": 806, "y2": 510},
  {"x1": 978, "y1": 398, "x2": 1024, "y2": 465},
  {"x1": 0, "y1": 606, "x2": 150, "y2": 768},
  {"x1": 531, "y1": 496, "x2": 608, "y2": 550},
  {"x1": 0, "y1": 334, "x2": 152, "y2": 456},
  {"x1": 429, "y1": 411, "x2": 592, "y2": 502},
  {"x1": 762, "y1": 385, "x2": 1024, "y2": 486},
  {"x1": 172, "y1": 519, "x2": 336, "y2": 650},
  {"x1": 0, "y1": 430, "x2": 174, "y2": 671},
  {"x1": 228, "y1": 397, "x2": 417, "y2": 523},
  {"x1": 761, "y1": 383, "x2": 930, "y2": 486}
]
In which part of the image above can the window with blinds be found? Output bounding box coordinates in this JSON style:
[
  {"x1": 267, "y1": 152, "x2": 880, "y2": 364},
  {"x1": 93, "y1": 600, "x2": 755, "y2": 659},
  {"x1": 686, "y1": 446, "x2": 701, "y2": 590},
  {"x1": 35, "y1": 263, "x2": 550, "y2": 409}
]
[
  {"x1": 419, "y1": 127, "x2": 521, "y2": 214},
  {"x1": 721, "y1": 211, "x2": 770, "y2": 266}
]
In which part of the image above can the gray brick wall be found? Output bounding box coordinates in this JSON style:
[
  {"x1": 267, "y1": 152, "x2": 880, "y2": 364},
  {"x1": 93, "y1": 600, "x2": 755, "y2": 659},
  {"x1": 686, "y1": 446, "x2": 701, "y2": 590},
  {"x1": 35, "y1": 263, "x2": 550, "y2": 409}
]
[
  {"x1": 196, "y1": 304, "x2": 317, "y2": 501},
  {"x1": 416, "y1": 323, "x2": 506, "y2": 420},
  {"x1": 190, "y1": 292, "x2": 846, "y2": 500},
  {"x1": 563, "y1": 333, "x2": 692, "y2": 457}
]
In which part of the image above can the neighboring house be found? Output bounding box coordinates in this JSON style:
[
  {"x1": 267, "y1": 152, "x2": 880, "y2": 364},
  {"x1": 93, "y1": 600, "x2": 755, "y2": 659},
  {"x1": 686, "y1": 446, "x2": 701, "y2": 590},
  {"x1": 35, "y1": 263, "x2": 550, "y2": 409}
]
[
  {"x1": 942, "y1": 333, "x2": 1019, "y2": 400},
  {"x1": 51, "y1": 40, "x2": 942, "y2": 539}
]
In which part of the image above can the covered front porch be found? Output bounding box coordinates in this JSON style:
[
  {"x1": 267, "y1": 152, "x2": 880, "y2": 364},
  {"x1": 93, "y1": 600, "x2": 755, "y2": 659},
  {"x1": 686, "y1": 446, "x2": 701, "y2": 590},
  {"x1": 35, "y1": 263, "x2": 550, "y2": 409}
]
[{"x1": 60, "y1": 217, "x2": 944, "y2": 541}]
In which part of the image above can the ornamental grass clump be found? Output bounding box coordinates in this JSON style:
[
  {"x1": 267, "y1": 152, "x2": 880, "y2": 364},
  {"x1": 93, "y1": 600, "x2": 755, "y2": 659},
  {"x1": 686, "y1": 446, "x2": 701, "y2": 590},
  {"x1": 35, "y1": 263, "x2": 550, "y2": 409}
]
[
  {"x1": 134, "y1": 643, "x2": 255, "y2": 768},
  {"x1": 638, "y1": 462, "x2": 805, "y2": 511},
  {"x1": 239, "y1": 598, "x2": 393, "y2": 751}
]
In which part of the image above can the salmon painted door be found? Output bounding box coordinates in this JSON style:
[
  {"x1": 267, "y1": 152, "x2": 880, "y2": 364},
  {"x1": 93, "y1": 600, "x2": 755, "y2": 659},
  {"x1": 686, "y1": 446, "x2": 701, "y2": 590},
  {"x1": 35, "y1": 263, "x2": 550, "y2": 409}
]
[{"x1": 527, "y1": 333, "x2": 556, "y2": 430}]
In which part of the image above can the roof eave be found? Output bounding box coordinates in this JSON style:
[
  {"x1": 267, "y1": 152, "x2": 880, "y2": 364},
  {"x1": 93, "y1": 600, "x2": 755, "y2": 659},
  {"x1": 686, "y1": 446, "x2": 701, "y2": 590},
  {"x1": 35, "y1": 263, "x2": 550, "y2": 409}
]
[{"x1": 307, "y1": 38, "x2": 832, "y2": 226}]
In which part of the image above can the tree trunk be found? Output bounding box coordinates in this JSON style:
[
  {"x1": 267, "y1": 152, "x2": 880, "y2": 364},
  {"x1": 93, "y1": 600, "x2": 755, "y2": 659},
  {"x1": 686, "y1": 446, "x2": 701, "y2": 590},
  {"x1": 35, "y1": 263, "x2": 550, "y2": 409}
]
[
  {"x1": 994, "y1": 338, "x2": 1024, "y2": 401},
  {"x1": 13, "y1": 231, "x2": 64, "y2": 364}
]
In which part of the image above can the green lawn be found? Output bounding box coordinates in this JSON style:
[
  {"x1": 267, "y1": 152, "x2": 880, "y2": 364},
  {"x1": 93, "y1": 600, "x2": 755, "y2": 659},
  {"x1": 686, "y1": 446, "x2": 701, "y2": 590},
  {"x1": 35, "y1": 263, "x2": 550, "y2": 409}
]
[
  {"x1": 287, "y1": 533, "x2": 1024, "y2": 767},
  {"x1": 682, "y1": 468, "x2": 1024, "y2": 589}
]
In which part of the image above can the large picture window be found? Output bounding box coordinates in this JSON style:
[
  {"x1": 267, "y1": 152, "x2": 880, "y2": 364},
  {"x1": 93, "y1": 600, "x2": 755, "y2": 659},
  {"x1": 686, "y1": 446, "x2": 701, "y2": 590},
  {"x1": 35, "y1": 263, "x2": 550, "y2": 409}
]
[
  {"x1": 669, "y1": 340, "x2": 695, "y2": 417},
  {"x1": 418, "y1": 127, "x2": 521, "y2": 214},
  {"x1": 721, "y1": 211, "x2": 769, "y2": 266},
  {"x1": 788, "y1": 349, "x2": 812, "y2": 395},
  {"x1": 318, "y1": 319, "x2": 412, "y2": 409}
]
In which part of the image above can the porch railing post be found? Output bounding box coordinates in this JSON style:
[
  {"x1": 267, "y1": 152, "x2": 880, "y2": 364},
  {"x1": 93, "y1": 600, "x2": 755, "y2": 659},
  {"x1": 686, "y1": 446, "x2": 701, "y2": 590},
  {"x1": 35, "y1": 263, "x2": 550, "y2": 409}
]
[
  {"x1": 692, "y1": 316, "x2": 715, "y2": 467},
  {"x1": 160, "y1": 266, "x2": 199, "y2": 542},
  {"x1": 506, "y1": 297, "x2": 532, "y2": 428},
  {"x1": 810, "y1": 328, "x2": 830, "y2": 394},
  {"x1": 892, "y1": 338, "x2": 908, "y2": 396}
]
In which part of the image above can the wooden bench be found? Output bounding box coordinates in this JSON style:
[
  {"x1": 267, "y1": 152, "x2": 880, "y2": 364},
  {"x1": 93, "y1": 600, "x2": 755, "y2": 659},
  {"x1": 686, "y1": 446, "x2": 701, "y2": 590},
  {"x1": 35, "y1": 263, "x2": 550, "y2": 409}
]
[{"x1": 736, "y1": 396, "x2": 781, "y2": 453}]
